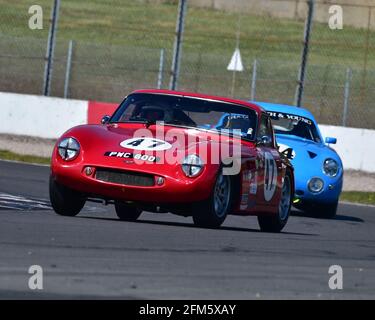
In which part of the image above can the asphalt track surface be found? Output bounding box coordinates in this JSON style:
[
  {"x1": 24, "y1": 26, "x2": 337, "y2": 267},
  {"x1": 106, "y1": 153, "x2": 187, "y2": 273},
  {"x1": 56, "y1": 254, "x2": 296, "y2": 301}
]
[{"x1": 0, "y1": 160, "x2": 374, "y2": 299}]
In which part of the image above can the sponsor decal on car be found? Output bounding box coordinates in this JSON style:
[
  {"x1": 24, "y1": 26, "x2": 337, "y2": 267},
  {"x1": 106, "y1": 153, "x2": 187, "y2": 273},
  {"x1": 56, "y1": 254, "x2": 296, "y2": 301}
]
[
  {"x1": 249, "y1": 171, "x2": 257, "y2": 195},
  {"x1": 266, "y1": 111, "x2": 312, "y2": 125},
  {"x1": 240, "y1": 194, "x2": 248, "y2": 210},
  {"x1": 240, "y1": 170, "x2": 251, "y2": 210},
  {"x1": 228, "y1": 114, "x2": 249, "y2": 120},
  {"x1": 240, "y1": 170, "x2": 258, "y2": 210}
]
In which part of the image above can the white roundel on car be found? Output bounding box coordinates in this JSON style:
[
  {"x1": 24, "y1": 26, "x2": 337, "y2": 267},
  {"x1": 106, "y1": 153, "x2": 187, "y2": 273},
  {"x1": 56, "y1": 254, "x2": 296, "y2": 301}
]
[
  {"x1": 277, "y1": 143, "x2": 296, "y2": 159},
  {"x1": 120, "y1": 137, "x2": 172, "y2": 151},
  {"x1": 264, "y1": 151, "x2": 278, "y2": 202}
]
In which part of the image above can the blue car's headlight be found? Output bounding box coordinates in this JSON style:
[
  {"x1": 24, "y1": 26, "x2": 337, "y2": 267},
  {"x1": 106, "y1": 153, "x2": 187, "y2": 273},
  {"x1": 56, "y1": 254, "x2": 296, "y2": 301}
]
[
  {"x1": 58, "y1": 137, "x2": 80, "y2": 161},
  {"x1": 323, "y1": 158, "x2": 339, "y2": 177},
  {"x1": 308, "y1": 177, "x2": 324, "y2": 193}
]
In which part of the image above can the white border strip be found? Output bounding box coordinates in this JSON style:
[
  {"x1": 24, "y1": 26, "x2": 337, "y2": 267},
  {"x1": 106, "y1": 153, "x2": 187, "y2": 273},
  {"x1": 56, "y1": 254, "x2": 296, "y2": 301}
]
[{"x1": 0, "y1": 92, "x2": 88, "y2": 139}]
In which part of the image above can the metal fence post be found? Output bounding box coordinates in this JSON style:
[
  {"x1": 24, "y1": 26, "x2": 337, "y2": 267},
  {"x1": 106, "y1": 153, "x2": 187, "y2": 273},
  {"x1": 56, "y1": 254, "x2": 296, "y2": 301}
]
[
  {"x1": 250, "y1": 59, "x2": 258, "y2": 101},
  {"x1": 157, "y1": 48, "x2": 165, "y2": 89},
  {"x1": 64, "y1": 40, "x2": 74, "y2": 99},
  {"x1": 343, "y1": 68, "x2": 352, "y2": 127},
  {"x1": 169, "y1": 0, "x2": 187, "y2": 91},
  {"x1": 43, "y1": 0, "x2": 60, "y2": 96},
  {"x1": 295, "y1": 0, "x2": 314, "y2": 107},
  {"x1": 360, "y1": 7, "x2": 372, "y2": 104}
]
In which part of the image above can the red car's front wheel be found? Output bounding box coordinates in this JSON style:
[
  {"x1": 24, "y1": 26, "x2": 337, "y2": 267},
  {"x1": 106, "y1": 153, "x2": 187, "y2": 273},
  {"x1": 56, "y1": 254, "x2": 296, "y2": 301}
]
[
  {"x1": 114, "y1": 202, "x2": 142, "y2": 221},
  {"x1": 258, "y1": 171, "x2": 292, "y2": 233},
  {"x1": 49, "y1": 175, "x2": 86, "y2": 216},
  {"x1": 192, "y1": 170, "x2": 232, "y2": 228}
]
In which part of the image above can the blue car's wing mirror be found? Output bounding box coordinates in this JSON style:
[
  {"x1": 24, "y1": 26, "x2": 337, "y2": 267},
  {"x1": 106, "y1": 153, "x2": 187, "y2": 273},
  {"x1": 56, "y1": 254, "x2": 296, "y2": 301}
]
[{"x1": 325, "y1": 137, "x2": 337, "y2": 144}]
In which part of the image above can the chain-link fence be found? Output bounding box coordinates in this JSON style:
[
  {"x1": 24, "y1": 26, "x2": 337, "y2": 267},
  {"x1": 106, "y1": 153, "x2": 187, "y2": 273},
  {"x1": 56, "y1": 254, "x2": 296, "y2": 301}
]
[{"x1": 0, "y1": 0, "x2": 374, "y2": 129}]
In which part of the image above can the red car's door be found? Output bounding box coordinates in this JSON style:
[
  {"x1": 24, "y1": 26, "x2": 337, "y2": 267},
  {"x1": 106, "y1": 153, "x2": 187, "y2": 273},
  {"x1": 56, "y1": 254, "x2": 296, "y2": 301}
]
[
  {"x1": 255, "y1": 114, "x2": 283, "y2": 213},
  {"x1": 238, "y1": 147, "x2": 258, "y2": 213}
]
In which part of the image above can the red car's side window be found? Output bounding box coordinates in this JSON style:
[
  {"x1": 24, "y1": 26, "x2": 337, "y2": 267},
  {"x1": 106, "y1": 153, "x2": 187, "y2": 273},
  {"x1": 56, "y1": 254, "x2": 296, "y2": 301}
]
[{"x1": 257, "y1": 114, "x2": 274, "y2": 148}]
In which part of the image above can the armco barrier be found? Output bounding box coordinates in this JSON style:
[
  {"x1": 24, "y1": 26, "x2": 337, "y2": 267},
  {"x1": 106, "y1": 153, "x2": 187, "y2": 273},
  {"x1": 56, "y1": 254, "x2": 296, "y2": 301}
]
[
  {"x1": 0, "y1": 92, "x2": 88, "y2": 139},
  {"x1": 319, "y1": 125, "x2": 375, "y2": 173},
  {"x1": 0, "y1": 92, "x2": 118, "y2": 139},
  {"x1": 0, "y1": 91, "x2": 374, "y2": 172}
]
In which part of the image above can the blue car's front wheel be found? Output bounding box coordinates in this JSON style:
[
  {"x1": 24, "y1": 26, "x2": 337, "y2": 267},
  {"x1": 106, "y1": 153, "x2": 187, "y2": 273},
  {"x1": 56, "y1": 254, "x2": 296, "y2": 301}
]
[
  {"x1": 296, "y1": 201, "x2": 338, "y2": 219},
  {"x1": 316, "y1": 202, "x2": 338, "y2": 219}
]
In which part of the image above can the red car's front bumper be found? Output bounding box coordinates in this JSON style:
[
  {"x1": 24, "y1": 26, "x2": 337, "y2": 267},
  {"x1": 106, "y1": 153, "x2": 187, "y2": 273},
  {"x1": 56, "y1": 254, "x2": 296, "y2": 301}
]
[{"x1": 51, "y1": 158, "x2": 217, "y2": 204}]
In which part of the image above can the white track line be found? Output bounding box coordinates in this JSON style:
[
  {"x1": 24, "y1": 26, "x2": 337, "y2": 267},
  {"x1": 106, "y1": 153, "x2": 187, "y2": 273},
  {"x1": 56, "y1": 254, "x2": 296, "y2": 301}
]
[{"x1": 0, "y1": 192, "x2": 51, "y2": 210}]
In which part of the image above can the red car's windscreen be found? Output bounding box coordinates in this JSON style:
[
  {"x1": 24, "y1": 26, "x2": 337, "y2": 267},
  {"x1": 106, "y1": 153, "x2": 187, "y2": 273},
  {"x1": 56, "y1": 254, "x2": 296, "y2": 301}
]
[{"x1": 110, "y1": 93, "x2": 258, "y2": 140}]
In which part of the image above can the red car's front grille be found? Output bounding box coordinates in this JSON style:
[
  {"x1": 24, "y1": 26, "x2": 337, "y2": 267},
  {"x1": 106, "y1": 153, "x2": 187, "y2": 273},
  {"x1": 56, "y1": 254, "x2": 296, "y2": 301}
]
[{"x1": 95, "y1": 168, "x2": 155, "y2": 187}]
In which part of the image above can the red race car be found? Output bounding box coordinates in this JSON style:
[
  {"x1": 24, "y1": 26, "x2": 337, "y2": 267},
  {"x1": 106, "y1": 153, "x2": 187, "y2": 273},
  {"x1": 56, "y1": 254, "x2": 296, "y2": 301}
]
[{"x1": 50, "y1": 90, "x2": 294, "y2": 232}]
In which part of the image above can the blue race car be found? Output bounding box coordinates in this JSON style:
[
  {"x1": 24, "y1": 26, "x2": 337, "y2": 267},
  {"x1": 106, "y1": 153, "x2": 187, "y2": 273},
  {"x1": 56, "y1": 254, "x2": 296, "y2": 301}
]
[{"x1": 254, "y1": 102, "x2": 343, "y2": 218}]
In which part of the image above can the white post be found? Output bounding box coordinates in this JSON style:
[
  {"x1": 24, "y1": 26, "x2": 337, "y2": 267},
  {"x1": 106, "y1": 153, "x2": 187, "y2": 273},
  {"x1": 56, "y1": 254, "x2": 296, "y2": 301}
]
[
  {"x1": 250, "y1": 59, "x2": 258, "y2": 101},
  {"x1": 157, "y1": 48, "x2": 165, "y2": 89},
  {"x1": 64, "y1": 40, "x2": 74, "y2": 99},
  {"x1": 343, "y1": 68, "x2": 352, "y2": 127}
]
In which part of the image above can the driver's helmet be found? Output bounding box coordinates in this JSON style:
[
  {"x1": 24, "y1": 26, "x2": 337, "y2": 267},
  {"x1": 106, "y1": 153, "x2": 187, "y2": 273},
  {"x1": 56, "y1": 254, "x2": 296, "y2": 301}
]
[{"x1": 140, "y1": 106, "x2": 165, "y2": 121}]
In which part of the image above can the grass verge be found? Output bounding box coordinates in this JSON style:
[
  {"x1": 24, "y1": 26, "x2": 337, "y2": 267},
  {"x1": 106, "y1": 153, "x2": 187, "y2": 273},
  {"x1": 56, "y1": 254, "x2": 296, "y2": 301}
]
[
  {"x1": 0, "y1": 150, "x2": 50, "y2": 165},
  {"x1": 340, "y1": 192, "x2": 375, "y2": 206}
]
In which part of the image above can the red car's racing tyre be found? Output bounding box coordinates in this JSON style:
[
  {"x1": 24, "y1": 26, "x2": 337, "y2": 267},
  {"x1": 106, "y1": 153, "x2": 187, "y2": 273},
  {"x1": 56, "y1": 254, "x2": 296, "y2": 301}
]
[
  {"x1": 49, "y1": 175, "x2": 86, "y2": 217},
  {"x1": 192, "y1": 169, "x2": 233, "y2": 228},
  {"x1": 114, "y1": 201, "x2": 142, "y2": 221},
  {"x1": 258, "y1": 171, "x2": 292, "y2": 233}
]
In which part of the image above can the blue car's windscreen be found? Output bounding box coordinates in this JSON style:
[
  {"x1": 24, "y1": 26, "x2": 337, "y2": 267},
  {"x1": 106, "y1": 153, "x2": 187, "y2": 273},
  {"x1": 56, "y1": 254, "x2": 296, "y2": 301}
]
[
  {"x1": 111, "y1": 93, "x2": 258, "y2": 141},
  {"x1": 266, "y1": 111, "x2": 321, "y2": 143}
]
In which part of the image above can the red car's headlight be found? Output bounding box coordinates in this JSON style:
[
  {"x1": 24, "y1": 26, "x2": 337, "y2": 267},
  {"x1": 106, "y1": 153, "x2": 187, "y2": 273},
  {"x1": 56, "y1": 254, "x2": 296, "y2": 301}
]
[
  {"x1": 58, "y1": 137, "x2": 80, "y2": 161},
  {"x1": 181, "y1": 154, "x2": 204, "y2": 177}
]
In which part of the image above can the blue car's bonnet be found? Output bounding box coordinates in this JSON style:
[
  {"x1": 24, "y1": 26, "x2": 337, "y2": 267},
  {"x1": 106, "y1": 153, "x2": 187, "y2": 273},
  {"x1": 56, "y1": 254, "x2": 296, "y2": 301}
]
[{"x1": 275, "y1": 134, "x2": 341, "y2": 163}]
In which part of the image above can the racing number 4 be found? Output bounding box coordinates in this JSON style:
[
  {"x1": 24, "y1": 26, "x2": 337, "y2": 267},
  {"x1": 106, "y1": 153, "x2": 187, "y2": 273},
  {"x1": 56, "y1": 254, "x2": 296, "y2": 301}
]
[
  {"x1": 126, "y1": 138, "x2": 145, "y2": 147},
  {"x1": 125, "y1": 138, "x2": 165, "y2": 149}
]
